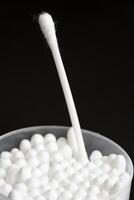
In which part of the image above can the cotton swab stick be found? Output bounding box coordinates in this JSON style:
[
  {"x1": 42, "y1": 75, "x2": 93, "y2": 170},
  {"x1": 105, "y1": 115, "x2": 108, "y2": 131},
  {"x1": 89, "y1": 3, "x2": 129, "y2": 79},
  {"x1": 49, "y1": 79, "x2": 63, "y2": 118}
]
[
  {"x1": 39, "y1": 12, "x2": 88, "y2": 160},
  {"x1": 67, "y1": 127, "x2": 79, "y2": 158}
]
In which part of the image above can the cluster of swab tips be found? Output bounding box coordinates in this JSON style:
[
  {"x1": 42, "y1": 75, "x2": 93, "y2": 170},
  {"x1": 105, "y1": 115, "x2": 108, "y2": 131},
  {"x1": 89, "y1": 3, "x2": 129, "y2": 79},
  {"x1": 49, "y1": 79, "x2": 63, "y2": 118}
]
[{"x1": 0, "y1": 129, "x2": 130, "y2": 200}]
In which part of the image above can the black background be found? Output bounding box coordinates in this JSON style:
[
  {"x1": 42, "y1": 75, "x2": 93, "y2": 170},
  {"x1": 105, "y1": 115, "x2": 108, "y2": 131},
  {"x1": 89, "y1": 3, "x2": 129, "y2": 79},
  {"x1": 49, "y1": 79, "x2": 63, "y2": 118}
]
[{"x1": 0, "y1": 1, "x2": 134, "y2": 198}]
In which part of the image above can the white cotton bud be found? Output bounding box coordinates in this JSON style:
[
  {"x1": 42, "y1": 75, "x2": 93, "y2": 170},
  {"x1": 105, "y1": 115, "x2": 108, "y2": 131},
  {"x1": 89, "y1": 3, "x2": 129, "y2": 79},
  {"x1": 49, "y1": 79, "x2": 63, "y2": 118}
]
[
  {"x1": 40, "y1": 175, "x2": 49, "y2": 186},
  {"x1": 53, "y1": 171, "x2": 66, "y2": 181},
  {"x1": 28, "y1": 188, "x2": 40, "y2": 198},
  {"x1": 80, "y1": 168, "x2": 89, "y2": 177},
  {"x1": 46, "y1": 142, "x2": 58, "y2": 153},
  {"x1": 50, "y1": 152, "x2": 63, "y2": 163},
  {"x1": 17, "y1": 166, "x2": 31, "y2": 182},
  {"x1": 38, "y1": 163, "x2": 49, "y2": 175},
  {"x1": 92, "y1": 159, "x2": 103, "y2": 167},
  {"x1": 0, "y1": 158, "x2": 12, "y2": 168},
  {"x1": 109, "y1": 154, "x2": 117, "y2": 159},
  {"x1": 88, "y1": 173, "x2": 97, "y2": 182},
  {"x1": 98, "y1": 190, "x2": 109, "y2": 199},
  {"x1": 32, "y1": 168, "x2": 42, "y2": 178},
  {"x1": 73, "y1": 197, "x2": 84, "y2": 200},
  {"x1": 90, "y1": 150, "x2": 102, "y2": 162},
  {"x1": 25, "y1": 149, "x2": 37, "y2": 158},
  {"x1": 0, "y1": 168, "x2": 6, "y2": 178},
  {"x1": 58, "y1": 187, "x2": 64, "y2": 196},
  {"x1": 34, "y1": 195, "x2": 45, "y2": 200},
  {"x1": 86, "y1": 194, "x2": 98, "y2": 200},
  {"x1": 92, "y1": 168, "x2": 103, "y2": 177},
  {"x1": 102, "y1": 177, "x2": 118, "y2": 191},
  {"x1": 53, "y1": 163, "x2": 63, "y2": 171},
  {"x1": 31, "y1": 134, "x2": 44, "y2": 146},
  {"x1": 59, "y1": 145, "x2": 72, "y2": 160},
  {"x1": 27, "y1": 177, "x2": 40, "y2": 189},
  {"x1": 88, "y1": 185, "x2": 100, "y2": 195},
  {"x1": 33, "y1": 144, "x2": 45, "y2": 152},
  {"x1": 110, "y1": 181, "x2": 127, "y2": 194},
  {"x1": 24, "y1": 196, "x2": 33, "y2": 200},
  {"x1": 11, "y1": 151, "x2": 24, "y2": 162},
  {"x1": 1, "y1": 183, "x2": 12, "y2": 196},
  {"x1": 95, "y1": 174, "x2": 109, "y2": 186},
  {"x1": 106, "y1": 154, "x2": 117, "y2": 165},
  {"x1": 14, "y1": 183, "x2": 27, "y2": 195},
  {"x1": 6, "y1": 165, "x2": 19, "y2": 186},
  {"x1": 61, "y1": 179, "x2": 70, "y2": 188},
  {"x1": 119, "y1": 172, "x2": 130, "y2": 182},
  {"x1": 11, "y1": 148, "x2": 19, "y2": 154},
  {"x1": 65, "y1": 166, "x2": 74, "y2": 176},
  {"x1": 79, "y1": 157, "x2": 89, "y2": 166},
  {"x1": 1, "y1": 151, "x2": 11, "y2": 159},
  {"x1": 81, "y1": 181, "x2": 90, "y2": 190},
  {"x1": 49, "y1": 179, "x2": 59, "y2": 190},
  {"x1": 72, "y1": 162, "x2": 82, "y2": 172},
  {"x1": 76, "y1": 189, "x2": 87, "y2": 198},
  {"x1": 44, "y1": 134, "x2": 56, "y2": 144},
  {"x1": 66, "y1": 182, "x2": 78, "y2": 193},
  {"x1": 102, "y1": 155, "x2": 108, "y2": 162},
  {"x1": 68, "y1": 158, "x2": 76, "y2": 165},
  {"x1": 44, "y1": 189, "x2": 58, "y2": 199},
  {"x1": 60, "y1": 160, "x2": 69, "y2": 169},
  {"x1": 100, "y1": 163, "x2": 111, "y2": 173},
  {"x1": 20, "y1": 139, "x2": 31, "y2": 153},
  {"x1": 109, "y1": 169, "x2": 120, "y2": 177},
  {"x1": 37, "y1": 151, "x2": 49, "y2": 163},
  {"x1": 86, "y1": 162, "x2": 96, "y2": 172},
  {"x1": 60, "y1": 190, "x2": 72, "y2": 199},
  {"x1": 39, "y1": 182, "x2": 49, "y2": 194},
  {"x1": 8, "y1": 190, "x2": 23, "y2": 200},
  {"x1": 112, "y1": 155, "x2": 126, "y2": 173},
  {"x1": 0, "y1": 178, "x2": 6, "y2": 187},
  {"x1": 71, "y1": 173, "x2": 84, "y2": 184},
  {"x1": 57, "y1": 137, "x2": 68, "y2": 147},
  {"x1": 14, "y1": 158, "x2": 26, "y2": 168},
  {"x1": 27, "y1": 156, "x2": 39, "y2": 168}
]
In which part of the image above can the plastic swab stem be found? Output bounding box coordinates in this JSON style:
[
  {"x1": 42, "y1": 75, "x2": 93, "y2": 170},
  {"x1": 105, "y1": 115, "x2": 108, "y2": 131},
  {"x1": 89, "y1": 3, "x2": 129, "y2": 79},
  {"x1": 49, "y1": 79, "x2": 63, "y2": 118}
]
[
  {"x1": 67, "y1": 127, "x2": 79, "y2": 158},
  {"x1": 39, "y1": 12, "x2": 88, "y2": 160}
]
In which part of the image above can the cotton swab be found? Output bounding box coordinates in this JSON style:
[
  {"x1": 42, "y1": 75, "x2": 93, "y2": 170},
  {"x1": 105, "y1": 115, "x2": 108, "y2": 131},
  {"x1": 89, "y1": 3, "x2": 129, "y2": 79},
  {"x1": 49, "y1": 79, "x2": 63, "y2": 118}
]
[{"x1": 39, "y1": 12, "x2": 88, "y2": 160}]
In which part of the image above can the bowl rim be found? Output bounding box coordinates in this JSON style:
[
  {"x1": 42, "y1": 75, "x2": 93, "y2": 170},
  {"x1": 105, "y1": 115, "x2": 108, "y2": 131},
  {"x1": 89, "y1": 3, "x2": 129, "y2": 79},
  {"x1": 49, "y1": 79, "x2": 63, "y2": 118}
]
[{"x1": 0, "y1": 125, "x2": 133, "y2": 200}]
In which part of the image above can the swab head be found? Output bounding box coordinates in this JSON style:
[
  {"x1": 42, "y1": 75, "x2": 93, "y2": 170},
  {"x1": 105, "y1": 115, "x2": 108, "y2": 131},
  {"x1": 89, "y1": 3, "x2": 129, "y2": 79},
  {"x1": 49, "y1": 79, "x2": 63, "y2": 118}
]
[{"x1": 39, "y1": 12, "x2": 56, "y2": 44}]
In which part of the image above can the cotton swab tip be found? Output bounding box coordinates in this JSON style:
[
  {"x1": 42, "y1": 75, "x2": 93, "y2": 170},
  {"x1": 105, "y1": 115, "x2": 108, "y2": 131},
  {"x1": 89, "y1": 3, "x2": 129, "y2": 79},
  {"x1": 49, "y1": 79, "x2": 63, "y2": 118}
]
[{"x1": 39, "y1": 12, "x2": 56, "y2": 44}]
